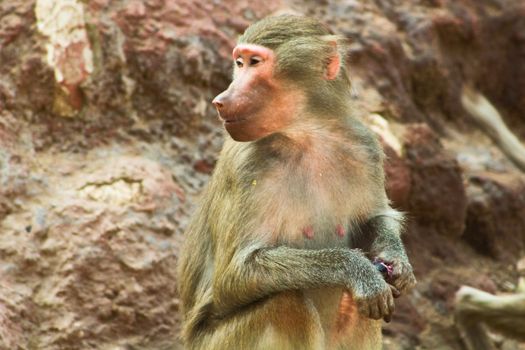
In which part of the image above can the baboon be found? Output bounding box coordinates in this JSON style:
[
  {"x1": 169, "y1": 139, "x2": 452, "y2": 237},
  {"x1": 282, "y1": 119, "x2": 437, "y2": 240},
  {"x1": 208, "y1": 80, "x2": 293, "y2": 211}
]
[{"x1": 178, "y1": 15, "x2": 416, "y2": 350}]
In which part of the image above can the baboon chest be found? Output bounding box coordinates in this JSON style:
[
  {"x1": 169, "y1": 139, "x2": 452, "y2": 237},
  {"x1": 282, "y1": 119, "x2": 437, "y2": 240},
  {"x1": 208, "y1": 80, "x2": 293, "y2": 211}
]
[{"x1": 243, "y1": 148, "x2": 376, "y2": 247}]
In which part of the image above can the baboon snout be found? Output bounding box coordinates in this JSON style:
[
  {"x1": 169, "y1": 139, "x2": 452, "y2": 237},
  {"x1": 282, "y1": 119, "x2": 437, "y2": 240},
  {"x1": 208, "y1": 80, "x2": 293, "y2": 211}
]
[
  {"x1": 212, "y1": 96, "x2": 224, "y2": 109},
  {"x1": 212, "y1": 89, "x2": 233, "y2": 110}
]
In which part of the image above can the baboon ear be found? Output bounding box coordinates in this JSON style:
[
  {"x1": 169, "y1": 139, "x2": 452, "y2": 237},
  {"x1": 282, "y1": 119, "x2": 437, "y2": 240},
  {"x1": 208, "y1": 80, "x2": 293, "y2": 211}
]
[{"x1": 324, "y1": 40, "x2": 341, "y2": 80}]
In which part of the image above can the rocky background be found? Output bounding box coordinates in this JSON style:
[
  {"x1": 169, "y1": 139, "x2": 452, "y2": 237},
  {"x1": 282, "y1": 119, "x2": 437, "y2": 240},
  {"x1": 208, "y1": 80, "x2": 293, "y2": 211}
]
[{"x1": 1, "y1": 0, "x2": 524, "y2": 349}]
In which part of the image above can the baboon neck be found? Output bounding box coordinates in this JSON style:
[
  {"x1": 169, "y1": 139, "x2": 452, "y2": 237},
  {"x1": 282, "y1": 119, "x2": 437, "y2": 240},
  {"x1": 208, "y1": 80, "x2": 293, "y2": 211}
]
[{"x1": 249, "y1": 119, "x2": 348, "y2": 165}]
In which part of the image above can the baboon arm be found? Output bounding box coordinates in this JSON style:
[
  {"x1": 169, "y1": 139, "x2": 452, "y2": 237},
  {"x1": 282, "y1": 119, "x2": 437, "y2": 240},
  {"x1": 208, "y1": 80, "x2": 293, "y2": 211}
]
[
  {"x1": 367, "y1": 208, "x2": 406, "y2": 258},
  {"x1": 366, "y1": 208, "x2": 416, "y2": 294},
  {"x1": 212, "y1": 245, "x2": 374, "y2": 317}
]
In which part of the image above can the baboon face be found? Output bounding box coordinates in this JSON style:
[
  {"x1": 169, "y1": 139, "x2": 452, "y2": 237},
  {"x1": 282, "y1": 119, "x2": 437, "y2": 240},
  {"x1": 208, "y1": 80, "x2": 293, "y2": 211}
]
[{"x1": 212, "y1": 44, "x2": 303, "y2": 142}]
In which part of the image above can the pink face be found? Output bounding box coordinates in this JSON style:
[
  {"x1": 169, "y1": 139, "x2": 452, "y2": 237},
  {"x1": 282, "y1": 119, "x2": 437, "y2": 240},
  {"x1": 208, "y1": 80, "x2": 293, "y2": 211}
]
[{"x1": 212, "y1": 44, "x2": 302, "y2": 142}]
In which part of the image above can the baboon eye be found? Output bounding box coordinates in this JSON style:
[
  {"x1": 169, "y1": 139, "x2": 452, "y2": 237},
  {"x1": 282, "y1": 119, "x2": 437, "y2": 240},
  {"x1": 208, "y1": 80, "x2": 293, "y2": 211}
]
[
  {"x1": 249, "y1": 56, "x2": 262, "y2": 66},
  {"x1": 235, "y1": 57, "x2": 244, "y2": 68}
]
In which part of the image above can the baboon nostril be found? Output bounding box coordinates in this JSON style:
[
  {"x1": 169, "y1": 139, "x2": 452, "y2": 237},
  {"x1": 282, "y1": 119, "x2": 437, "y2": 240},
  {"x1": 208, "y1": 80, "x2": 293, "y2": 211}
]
[{"x1": 212, "y1": 98, "x2": 224, "y2": 109}]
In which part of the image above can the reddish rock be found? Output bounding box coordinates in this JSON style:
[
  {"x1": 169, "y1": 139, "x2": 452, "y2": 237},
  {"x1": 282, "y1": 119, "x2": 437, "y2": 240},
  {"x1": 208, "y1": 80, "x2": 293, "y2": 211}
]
[
  {"x1": 193, "y1": 159, "x2": 215, "y2": 174},
  {"x1": 384, "y1": 142, "x2": 411, "y2": 210},
  {"x1": 0, "y1": 113, "x2": 31, "y2": 221},
  {"x1": 0, "y1": 282, "x2": 31, "y2": 349},
  {"x1": 383, "y1": 296, "x2": 426, "y2": 347},
  {"x1": 404, "y1": 124, "x2": 467, "y2": 238},
  {"x1": 0, "y1": 156, "x2": 186, "y2": 349},
  {"x1": 124, "y1": 1, "x2": 147, "y2": 19},
  {"x1": 463, "y1": 172, "x2": 525, "y2": 261},
  {"x1": 1, "y1": 0, "x2": 525, "y2": 349},
  {"x1": 0, "y1": 14, "x2": 24, "y2": 46}
]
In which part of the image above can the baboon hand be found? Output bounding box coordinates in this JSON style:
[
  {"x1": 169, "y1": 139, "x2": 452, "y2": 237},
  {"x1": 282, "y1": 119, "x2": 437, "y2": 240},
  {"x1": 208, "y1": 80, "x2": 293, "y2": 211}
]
[
  {"x1": 377, "y1": 254, "x2": 417, "y2": 295},
  {"x1": 350, "y1": 269, "x2": 396, "y2": 322}
]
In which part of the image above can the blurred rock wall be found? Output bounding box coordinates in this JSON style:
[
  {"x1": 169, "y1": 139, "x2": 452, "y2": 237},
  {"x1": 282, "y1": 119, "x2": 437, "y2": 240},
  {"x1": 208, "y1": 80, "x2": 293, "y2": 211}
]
[{"x1": 0, "y1": 0, "x2": 524, "y2": 349}]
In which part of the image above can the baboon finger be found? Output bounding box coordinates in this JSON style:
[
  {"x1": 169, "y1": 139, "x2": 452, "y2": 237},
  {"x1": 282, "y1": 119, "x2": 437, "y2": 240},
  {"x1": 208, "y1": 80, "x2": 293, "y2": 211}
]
[
  {"x1": 357, "y1": 301, "x2": 370, "y2": 318},
  {"x1": 390, "y1": 285, "x2": 401, "y2": 298},
  {"x1": 379, "y1": 295, "x2": 390, "y2": 320},
  {"x1": 396, "y1": 279, "x2": 407, "y2": 294},
  {"x1": 387, "y1": 291, "x2": 395, "y2": 312},
  {"x1": 370, "y1": 302, "x2": 381, "y2": 320}
]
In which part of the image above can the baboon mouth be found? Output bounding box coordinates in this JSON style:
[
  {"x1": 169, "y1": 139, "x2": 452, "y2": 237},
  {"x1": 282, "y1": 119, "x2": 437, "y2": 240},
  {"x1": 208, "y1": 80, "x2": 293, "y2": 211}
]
[
  {"x1": 219, "y1": 113, "x2": 249, "y2": 124},
  {"x1": 224, "y1": 117, "x2": 247, "y2": 124}
]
